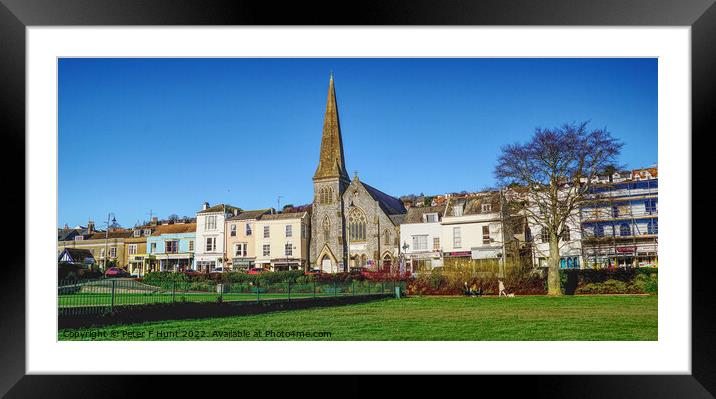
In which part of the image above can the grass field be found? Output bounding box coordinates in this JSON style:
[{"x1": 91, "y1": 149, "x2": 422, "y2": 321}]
[{"x1": 58, "y1": 295, "x2": 657, "y2": 341}]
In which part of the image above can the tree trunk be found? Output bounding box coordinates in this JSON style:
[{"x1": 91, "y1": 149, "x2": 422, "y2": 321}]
[{"x1": 547, "y1": 232, "x2": 562, "y2": 296}]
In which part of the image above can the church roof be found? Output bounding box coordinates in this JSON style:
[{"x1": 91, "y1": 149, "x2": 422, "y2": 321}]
[
  {"x1": 313, "y1": 74, "x2": 349, "y2": 182},
  {"x1": 360, "y1": 181, "x2": 407, "y2": 216}
]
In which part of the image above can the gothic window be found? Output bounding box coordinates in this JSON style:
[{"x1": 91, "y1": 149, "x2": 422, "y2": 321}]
[
  {"x1": 319, "y1": 186, "x2": 334, "y2": 204},
  {"x1": 383, "y1": 229, "x2": 391, "y2": 245},
  {"x1": 348, "y1": 208, "x2": 367, "y2": 241},
  {"x1": 323, "y1": 216, "x2": 330, "y2": 242}
]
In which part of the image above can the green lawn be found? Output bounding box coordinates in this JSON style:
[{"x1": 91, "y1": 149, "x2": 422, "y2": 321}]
[{"x1": 58, "y1": 295, "x2": 657, "y2": 341}]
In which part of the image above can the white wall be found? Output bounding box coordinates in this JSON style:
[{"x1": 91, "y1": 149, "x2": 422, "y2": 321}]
[{"x1": 440, "y1": 214, "x2": 504, "y2": 255}]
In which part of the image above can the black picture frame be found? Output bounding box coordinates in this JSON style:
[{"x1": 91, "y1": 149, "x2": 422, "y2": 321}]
[{"x1": 0, "y1": 0, "x2": 709, "y2": 396}]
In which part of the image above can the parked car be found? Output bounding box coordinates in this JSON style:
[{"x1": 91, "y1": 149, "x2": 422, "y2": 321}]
[
  {"x1": 104, "y1": 267, "x2": 130, "y2": 278},
  {"x1": 305, "y1": 268, "x2": 322, "y2": 275},
  {"x1": 248, "y1": 267, "x2": 266, "y2": 275}
]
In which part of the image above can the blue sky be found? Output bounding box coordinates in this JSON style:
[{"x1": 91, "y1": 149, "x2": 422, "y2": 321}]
[{"x1": 58, "y1": 58, "x2": 657, "y2": 228}]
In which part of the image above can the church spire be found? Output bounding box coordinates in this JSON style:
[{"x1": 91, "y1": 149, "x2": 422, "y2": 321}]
[{"x1": 313, "y1": 74, "x2": 349, "y2": 182}]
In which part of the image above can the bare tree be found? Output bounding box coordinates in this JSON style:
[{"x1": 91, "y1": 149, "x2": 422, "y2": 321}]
[{"x1": 495, "y1": 122, "x2": 622, "y2": 295}]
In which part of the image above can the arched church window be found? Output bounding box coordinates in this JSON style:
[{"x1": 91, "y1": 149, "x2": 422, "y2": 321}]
[
  {"x1": 348, "y1": 208, "x2": 367, "y2": 241},
  {"x1": 323, "y1": 216, "x2": 330, "y2": 241},
  {"x1": 319, "y1": 186, "x2": 334, "y2": 204},
  {"x1": 383, "y1": 229, "x2": 391, "y2": 245}
]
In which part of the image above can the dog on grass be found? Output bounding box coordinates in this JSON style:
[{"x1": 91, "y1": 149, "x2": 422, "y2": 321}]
[{"x1": 507, "y1": 293, "x2": 515, "y2": 298}]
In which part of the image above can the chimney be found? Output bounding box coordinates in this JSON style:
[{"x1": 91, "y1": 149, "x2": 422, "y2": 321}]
[
  {"x1": 203, "y1": 202, "x2": 210, "y2": 211},
  {"x1": 151, "y1": 216, "x2": 158, "y2": 226},
  {"x1": 87, "y1": 220, "x2": 95, "y2": 234}
]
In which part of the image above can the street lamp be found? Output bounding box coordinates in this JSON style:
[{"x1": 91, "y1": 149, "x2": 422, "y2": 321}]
[
  {"x1": 402, "y1": 242, "x2": 409, "y2": 274},
  {"x1": 103, "y1": 213, "x2": 116, "y2": 271}
]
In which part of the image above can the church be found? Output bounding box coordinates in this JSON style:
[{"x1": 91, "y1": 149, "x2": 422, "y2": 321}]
[{"x1": 310, "y1": 75, "x2": 407, "y2": 273}]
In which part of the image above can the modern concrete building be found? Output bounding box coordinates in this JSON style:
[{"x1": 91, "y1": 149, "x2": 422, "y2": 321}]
[{"x1": 580, "y1": 167, "x2": 658, "y2": 268}]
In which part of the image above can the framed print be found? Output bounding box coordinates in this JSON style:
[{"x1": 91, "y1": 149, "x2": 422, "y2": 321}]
[{"x1": 1, "y1": 0, "x2": 711, "y2": 396}]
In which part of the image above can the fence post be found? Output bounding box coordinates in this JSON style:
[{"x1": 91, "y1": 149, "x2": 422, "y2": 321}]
[
  {"x1": 172, "y1": 280, "x2": 176, "y2": 303},
  {"x1": 313, "y1": 280, "x2": 316, "y2": 299},
  {"x1": 333, "y1": 280, "x2": 337, "y2": 297},
  {"x1": 110, "y1": 279, "x2": 116, "y2": 313},
  {"x1": 256, "y1": 279, "x2": 260, "y2": 303},
  {"x1": 382, "y1": 281, "x2": 385, "y2": 294},
  {"x1": 288, "y1": 280, "x2": 291, "y2": 302},
  {"x1": 352, "y1": 280, "x2": 355, "y2": 296}
]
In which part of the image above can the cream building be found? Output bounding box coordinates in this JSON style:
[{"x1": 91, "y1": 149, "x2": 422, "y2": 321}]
[
  {"x1": 224, "y1": 209, "x2": 272, "y2": 271},
  {"x1": 254, "y1": 211, "x2": 310, "y2": 271}
]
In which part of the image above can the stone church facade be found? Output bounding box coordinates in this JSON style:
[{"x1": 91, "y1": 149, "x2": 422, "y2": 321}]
[{"x1": 310, "y1": 75, "x2": 406, "y2": 272}]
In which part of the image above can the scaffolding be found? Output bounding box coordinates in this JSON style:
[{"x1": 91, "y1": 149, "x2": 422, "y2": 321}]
[{"x1": 580, "y1": 173, "x2": 658, "y2": 269}]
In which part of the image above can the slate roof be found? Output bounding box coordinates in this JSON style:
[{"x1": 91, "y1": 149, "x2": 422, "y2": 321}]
[
  {"x1": 360, "y1": 181, "x2": 407, "y2": 216},
  {"x1": 444, "y1": 192, "x2": 501, "y2": 217},
  {"x1": 388, "y1": 214, "x2": 406, "y2": 226},
  {"x1": 260, "y1": 211, "x2": 307, "y2": 221},
  {"x1": 197, "y1": 204, "x2": 241, "y2": 215},
  {"x1": 226, "y1": 209, "x2": 273, "y2": 221},
  {"x1": 403, "y1": 205, "x2": 445, "y2": 224}
]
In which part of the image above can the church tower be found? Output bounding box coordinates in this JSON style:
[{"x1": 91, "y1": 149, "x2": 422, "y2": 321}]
[{"x1": 311, "y1": 74, "x2": 350, "y2": 272}]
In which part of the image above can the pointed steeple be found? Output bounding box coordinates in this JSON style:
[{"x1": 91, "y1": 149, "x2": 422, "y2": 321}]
[{"x1": 313, "y1": 74, "x2": 349, "y2": 182}]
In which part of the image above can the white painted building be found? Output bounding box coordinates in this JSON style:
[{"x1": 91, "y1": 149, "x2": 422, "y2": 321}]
[
  {"x1": 440, "y1": 192, "x2": 508, "y2": 262},
  {"x1": 194, "y1": 202, "x2": 240, "y2": 273},
  {"x1": 399, "y1": 206, "x2": 444, "y2": 273}
]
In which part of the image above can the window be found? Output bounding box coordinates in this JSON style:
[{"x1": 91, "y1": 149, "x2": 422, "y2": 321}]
[
  {"x1": 235, "y1": 243, "x2": 247, "y2": 257},
  {"x1": 541, "y1": 229, "x2": 550, "y2": 243},
  {"x1": 206, "y1": 237, "x2": 216, "y2": 252},
  {"x1": 647, "y1": 219, "x2": 658, "y2": 235},
  {"x1": 133, "y1": 230, "x2": 141, "y2": 237},
  {"x1": 619, "y1": 223, "x2": 630, "y2": 237},
  {"x1": 230, "y1": 224, "x2": 236, "y2": 237},
  {"x1": 285, "y1": 225, "x2": 292, "y2": 237},
  {"x1": 645, "y1": 199, "x2": 657, "y2": 215},
  {"x1": 453, "y1": 227, "x2": 461, "y2": 248},
  {"x1": 594, "y1": 224, "x2": 605, "y2": 237},
  {"x1": 245, "y1": 223, "x2": 252, "y2": 236},
  {"x1": 453, "y1": 205, "x2": 463, "y2": 217},
  {"x1": 100, "y1": 248, "x2": 105, "y2": 258},
  {"x1": 263, "y1": 244, "x2": 271, "y2": 257},
  {"x1": 205, "y1": 215, "x2": 217, "y2": 230},
  {"x1": 128, "y1": 244, "x2": 137, "y2": 255},
  {"x1": 383, "y1": 229, "x2": 391, "y2": 245},
  {"x1": 412, "y1": 235, "x2": 428, "y2": 251},
  {"x1": 481, "y1": 203, "x2": 492, "y2": 213},
  {"x1": 348, "y1": 208, "x2": 367, "y2": 241},
  {"x1": 562, "y1": 227, "x2": 571, "y2": 241},
  {"x1": 424, "y1": 213, "x2": 438, "y2": 223},
  {"x1": 109, "y1": 247, "x2": 117, "y2": 258},
  {"x1": 263, "y1": 225, "x2": 270, "y2": 238},
  {"x1": 150, "y1": 243, "x2": 156, "y2": 253},
  {"x1": 166, "y1": 240, "x2": 178, "y2": 253},
  {"x1": 433, "y1": 237, "x2": 440, "y2": 251},
  {"x1": 285, "y1": 243, "x2": 293, "y2": 257},
  {"x1": 188, "y1": 240, "x2": 194, "y2": 252},
  {"x1": 319, "y1": 186, "x2": 334, "y2": 204},
  {"x1": 74, "y1": 236, "x2": 83, "y2": 241},
  {"x1": 482, "y1": 226, "x2": 491, "y2": 245},
  {"x1": 323, "y1": 217, "x2": 330, "y2": 241},
  {"x1": 144, "y1": 229, "x2": 152, "y2": 236}
]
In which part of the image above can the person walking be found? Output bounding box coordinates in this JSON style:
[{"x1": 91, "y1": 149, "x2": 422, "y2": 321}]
[{"x1": 498, "y1": 279, "x2": 507, "y2": 297}]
